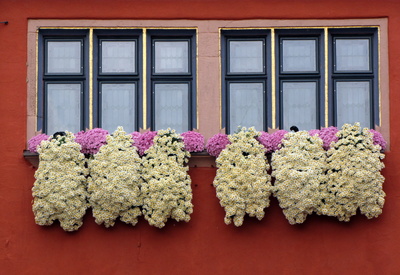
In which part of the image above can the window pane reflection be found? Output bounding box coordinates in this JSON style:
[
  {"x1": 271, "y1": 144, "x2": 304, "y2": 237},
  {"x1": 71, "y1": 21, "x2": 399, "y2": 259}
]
[
  {"x1": 47, "y1": 41, "x2": 82, "y2": 74},
  {"x1": 336, "y1": 39, "x2": 370, "y2": 71},
  {"x1": 46, "y1": 83, "x2": 81, "y2": 134},
  {"x1": 282, "y1": 39, "x2": 316, "y2": 72},
  {"x1": 154, "y1": 41, "x2": 189, "y2": 74},
  {"x1": 101, "y1": 83, "x2": 136, "y2": 133},
  {"x1": 101, "y1": 41, "x2": 136, "y2": 74},
  {"x1": 229, "y1": 82, "x2": 264, "y2": 131},
  {"x1": 154, "y1": 83, "x2": 189, "y2": 133},
  {"x1": 336, "y1": 81, "x2": 371, "y2": 128},
  {"x1": 282, "y1": 82, "x2": 317, "y2": 130},
  {"x1": 229, "y1": 40, "x2": 264, "y2": 73}
]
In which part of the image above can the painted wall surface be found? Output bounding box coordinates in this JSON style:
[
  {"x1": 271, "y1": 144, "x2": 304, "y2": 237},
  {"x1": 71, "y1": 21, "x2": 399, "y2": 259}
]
[{"x1": 1, "y1": 0, "x2": 400, "y2": 274}]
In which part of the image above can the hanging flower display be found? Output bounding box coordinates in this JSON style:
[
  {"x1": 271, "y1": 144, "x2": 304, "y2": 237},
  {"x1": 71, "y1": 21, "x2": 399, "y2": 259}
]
[
  {"x1": 141, "y1": 129, "x2": 193, "y2": 228},
  {"x1": 32, "y1": 132, "x2": 89, "y2": 232},
  {"x1": 213, "y1": 127, "x2": 272, "y2": 226},
  {"x1": 88, "y1": 127, "x2": 142, "y2": 227},
  {"x1": 271, "y1": 131, "x2": 327, "y2": 224},
  {"x1": 318, "y1": 123, "x2": 385, "y2": 221}
]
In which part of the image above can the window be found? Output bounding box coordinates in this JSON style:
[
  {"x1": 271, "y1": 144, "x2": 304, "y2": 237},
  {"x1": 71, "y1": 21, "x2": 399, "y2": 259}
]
[
  {"x1": 28, "y1": 19, "x2": 388, "y2": 149},
  {"x1": 221, "y1": 30, "x2": 270, "y2": 133},
  {"x1": 277, "y1": 30, "x2": 323, "y2": 131},
  {"x1": 330, "y1": 29, "x2": 377, "y2": 129},
  {"x1": 222, "y1": 27, "x2": 379, "y2": 133},
  {"x1": 37, "y1": 28, "x2": 196, "y2": 135},
  {"x1": 148, "y1": 30, "x2": 196, "y2": 133}
]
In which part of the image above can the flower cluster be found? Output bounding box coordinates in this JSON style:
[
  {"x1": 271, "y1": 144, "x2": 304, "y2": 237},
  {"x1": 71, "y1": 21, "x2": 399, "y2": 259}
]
[
  {"x1": 257, "y1": 130, "x2": 288, "y2": 153},
  {"x1": 181, "y1": 131, "x2": 205, "y2": 152},
  {"x1": 130, "y1": 131, "x2": 141, "y2": 144},
  {"x1": 370, "y1": 129, "x2": 387, "y2": 150},
  {"x1": 88, "y1": 127, "x2": 142, "y2": 227},
  {"x1": 133, "y1": 131, "x2": 158, "y2": 156},
  {"x1": 141, "y1": 129, "x2": 193, "y2": 228},
  {"x1": 27, "y1": 133, "x2": 49, "y2": 153},
  {"x1": 309, "y1": 126, "x2": 339, "y2": 150},
  {"x1": 75, "y1": 128, "x2": 109, "y2": 155},
  {"x1": 318, "y1": 123, "x2": 385, "y2": 221},
  {"x1": 32, "y1": 132, "x2": 89, "y2": 232},
  {"x1": 213, "y1": 128, "x2": 272, "y2": 226},
  {"x1": 272, "y1": 131, "x2": 327, "y2": 224},
  {"x1": 206, "y1": 133, "x2": 231, "y2": 157}
]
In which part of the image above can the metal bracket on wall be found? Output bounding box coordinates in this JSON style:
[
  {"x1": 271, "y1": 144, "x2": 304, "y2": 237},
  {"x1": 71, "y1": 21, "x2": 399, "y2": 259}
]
[{"x1": 0, "y1": 21, "x2": 8, "y2": 25}]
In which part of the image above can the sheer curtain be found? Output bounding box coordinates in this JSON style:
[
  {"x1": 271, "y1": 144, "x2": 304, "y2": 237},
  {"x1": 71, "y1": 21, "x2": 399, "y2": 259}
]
[
  {"x1": 282, "y1": 81, "x2": 317, "y2": 131},
  {"x1": 46, "y1": 83, "x2": 81, "y2": 134},
  {"x1": 101, "y1": 83, "x2": 136, "y2": 133},
  {"x1": 229, "y1": 83, "x2": 264, "y2": 131},
  {"x1": 154, "y1": 83, "x2": 189, "y2": 133}
]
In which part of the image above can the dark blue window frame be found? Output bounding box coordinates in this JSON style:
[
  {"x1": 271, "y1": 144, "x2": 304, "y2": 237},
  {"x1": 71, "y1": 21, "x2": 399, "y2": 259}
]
[
  {"x1": 221, "y1": 29, "x2": 271, "y2": 134},
  {"x1": 147, "y1": 29, "x2": 197, "y2": 132}
]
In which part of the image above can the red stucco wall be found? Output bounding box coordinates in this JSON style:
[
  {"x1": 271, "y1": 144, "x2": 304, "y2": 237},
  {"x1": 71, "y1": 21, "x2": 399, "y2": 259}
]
[{"x1": 1, "y1": 0, "x2": 400, "y2": 274}]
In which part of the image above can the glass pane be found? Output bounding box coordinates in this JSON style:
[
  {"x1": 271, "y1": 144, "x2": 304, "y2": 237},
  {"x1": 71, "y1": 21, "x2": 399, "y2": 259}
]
[
  {"x1": 47, "y1": 41, "x2": 81, "y2": 74},
  {"x1": 336, "y1": 81, "x2": 371, "y2": 128},
  {"x1": 336, "y1": 39, "x2": 370, "y2": 71},
  {"x1": 229, "y1": 41, "x2": 264, "y2": 73},
  {"x1": 282, "y1": 39, "x2": 316, "y2": 72},
  {"x1": 46, "y1": 83, "x2": 81, "y2": 134},
  {"x1": 154, "y1": 41, "x2": 189, "y2": 74},
  {"x1": 101, "y1": 83, "x2": 136, "y2": 133},
  {"x1": 282, "y1": 82, "x2": 317, "y2": 131},
  {"x1": 154, "y1": 83, "x2": 189, "y2": 133},
  {"x1": 229, "y1": 83, "x2": 264, "y2": 131},
  {"x1": 101, "y1": 41, "x2": 136, "y2": 74}
]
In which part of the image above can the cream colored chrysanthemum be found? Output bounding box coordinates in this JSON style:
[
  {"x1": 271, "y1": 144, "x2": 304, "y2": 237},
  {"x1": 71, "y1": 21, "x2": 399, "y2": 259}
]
[
  {"x1": 141, "y1": 129, "x2": 193, "y2": 228},
  {"x1": 213, "y1": 127, "x2": 272, "y2": 226},
  {"x1": 88, "y1": 127, "x2": 142, "y2": 227},
  {"x1": 318, "y1": 123, "x2": 385, "y2": 221},
  {"x1": 32, "y1": 132, "x2": 89, "y2": 232},
  {"x1": 272, "y1": 131, "x2": 327, "y2": 225}
]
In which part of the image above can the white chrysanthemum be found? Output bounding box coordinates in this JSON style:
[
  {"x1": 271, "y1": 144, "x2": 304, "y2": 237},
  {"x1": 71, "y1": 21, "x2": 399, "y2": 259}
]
[
  {"x1": 213, "y1": 127, "x2": 272, "y2": 226},
  {"x1": 88, "y1": 127, "x2": 142, "y2": 227},
  {"x1": 141, "y1": 129, "x2": 193, "y2": 228},
  {"x1": 32, "y1": 132, "x2": 89, "y2": 232},
  {"x1": 272, "y1": 131, "x2": 327, "y2": 225},
  {"x1": 318, "y1": 123, "x2": 385, "y2": 221}
]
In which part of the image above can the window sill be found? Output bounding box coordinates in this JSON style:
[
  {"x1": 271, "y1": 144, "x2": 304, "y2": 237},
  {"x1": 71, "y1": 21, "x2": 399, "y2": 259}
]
[{"x1": 23, "y1": 150, "x2": 216, "y2": 168}]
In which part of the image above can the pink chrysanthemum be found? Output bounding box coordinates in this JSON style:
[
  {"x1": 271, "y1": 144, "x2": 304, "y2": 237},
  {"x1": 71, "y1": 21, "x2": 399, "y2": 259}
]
[
  {"x1": 206, "y1": 133, "x2": 231, "y2": 157},
  {"x1": 135, "y1": 131, "x2": 158, "y2": 156},
  {"x1": 318, "y1": 126, "x2": 339, "y2": 150},
  {"x1": 370, "y1": 129, "x2": 387, "y2": 151},
  {"x1": 27, "y1": 134, "x2": 50, "y2": 153},
  {"x1": 181, "y1": 131, "x2": 205, "y2": 152},
  {"x1": 129, "y1": 131, "x2": 141, "y2": 148},
  {"x1": 75, "y1": 128, "x2": 109, "y2": 155},
  {"x1": 257, "y1": 130, "x2": 288, "y2": 153},
  {"x1": 308, "y1": 129, "x2": 320, "y2": 137}
]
